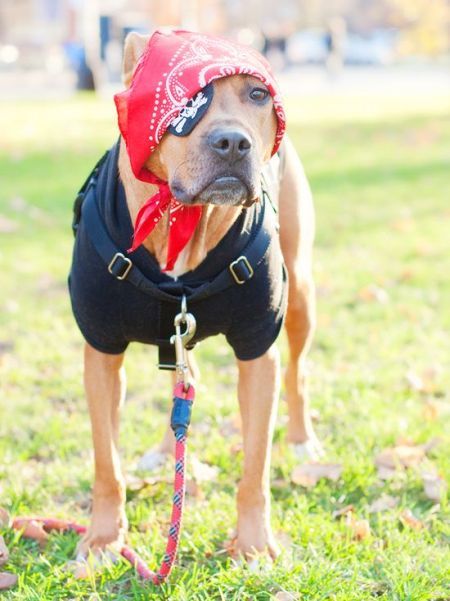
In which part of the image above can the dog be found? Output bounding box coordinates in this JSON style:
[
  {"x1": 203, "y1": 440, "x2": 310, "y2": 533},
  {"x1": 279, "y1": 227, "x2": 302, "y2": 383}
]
[{"x1": 69, "y1": 30, "x2": 321, "y2": 565}]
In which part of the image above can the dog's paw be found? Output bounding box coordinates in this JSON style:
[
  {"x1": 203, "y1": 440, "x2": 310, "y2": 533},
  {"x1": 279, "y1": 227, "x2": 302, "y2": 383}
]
[
  {"x1": 137, "y1": 449, "x2": 170, "y2": 472},
  {"x1": 227, "y1": 529, "x2": 280, "y2": 564},
  {"x1": 292, "y1": 438, "x2": 324, "y2": 462},
  {"x1": 67, "y1": 548, "x2": 119, "y2": 579},
  {"x1": 231, "y1": 553, "x2": 274, "y2": 573},
  {"x1": 76, "y1": 502, "x2": 127, "y2": 564}
]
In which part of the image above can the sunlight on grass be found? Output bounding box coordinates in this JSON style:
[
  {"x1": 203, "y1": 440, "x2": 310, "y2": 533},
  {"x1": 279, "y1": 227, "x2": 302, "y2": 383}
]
[{"x1": 0, "y1": 90, "x2": 449, "y2": 600}]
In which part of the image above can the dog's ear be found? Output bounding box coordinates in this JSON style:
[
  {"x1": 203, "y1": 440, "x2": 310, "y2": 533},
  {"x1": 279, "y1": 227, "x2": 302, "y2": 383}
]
[{"x1": 122, "y1": 32, "x2": 150, "y2": 88}]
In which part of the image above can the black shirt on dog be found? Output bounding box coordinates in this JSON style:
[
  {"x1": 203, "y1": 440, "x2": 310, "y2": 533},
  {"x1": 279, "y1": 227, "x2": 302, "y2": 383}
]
[{"x1": 68, "y1": 143, "x2": 287, "y2": 360}]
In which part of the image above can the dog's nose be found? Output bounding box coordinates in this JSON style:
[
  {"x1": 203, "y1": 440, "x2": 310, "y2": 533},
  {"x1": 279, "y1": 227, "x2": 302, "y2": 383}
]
[{"x1": 208, "y1": 129, "x2": 252, "y2": 162}]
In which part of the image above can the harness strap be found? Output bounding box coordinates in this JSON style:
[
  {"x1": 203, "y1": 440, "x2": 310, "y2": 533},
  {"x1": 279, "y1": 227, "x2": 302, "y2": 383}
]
[
  {"x1": 72, "y1": 151, "x2": 110, "y2": 236},
  {"x1": 80, "y1": 177, "x2": 274, "y2": 307},
  {"x1": 77, "y1": 151, "x2": 276, "y2": 367}
]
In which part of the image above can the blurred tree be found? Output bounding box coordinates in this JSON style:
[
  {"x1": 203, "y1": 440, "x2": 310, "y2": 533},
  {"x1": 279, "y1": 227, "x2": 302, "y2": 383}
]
[
  {"x1": 386, "y1": 0, "x2": 450, "y2": 56},
  {"x1": 296, "y1": 0, "x2": 449, "y2": 55}
]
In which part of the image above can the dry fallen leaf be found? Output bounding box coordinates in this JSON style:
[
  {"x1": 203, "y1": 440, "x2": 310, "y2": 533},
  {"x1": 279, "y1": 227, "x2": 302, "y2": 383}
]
[
  {"x1": 126, "y1": 475, "x2": 148, "y2": 492},
  {"x1": 185, "y1": 457, "x2": 219, "y2": 498},
  {"x1": 126, "y1": 474, "x2": 170, "y2": 492},
  {"x1": 405, "y1": 366, "x2": 441, "y2": 394},
  {"x1": 368, "y1": 495, "x2": 398, "y2": 513},
  {"x1": 310, "y1": 408, "x2": 321, "y2": 423},
  {"x1": 422, "y1": 400, "x2": 439, "y2": 422},
  {"x1": 374, "y1": 438, "x2": 441, "y2": 480},
  {"x1": 405, "y1": 370, "x2": 425, "y2": 392},
  {"x1": 190, "y1": 457, "x2": 219, "y2": 482},
  {"x1": 375, "y1": 444, "x2": 425, "y2": 471},
  {"x1": 224, "y1": 535, "x2": 236, "y2": 555},
  {"x1": 219, "y1": 415, "x2": 241, "y2": 437},
  {"x1": 415, "y1": 242, "x2": 433, "y2": 257},
  {"x1": 185, "y1": 478, "x2": 204, "y2": 499},
  {"x1": 397, "y1": 269, "x2": 415, "y2": 282},
  {"x1": 291, "y1": 463, "x2": 342, "y2": 487},
  {"x1": 272, "y1": 479, "x2": 290, "y2": 490},
  {"x1": 332, "y1": 504, "x2": 354, "y2": 519},
  {"x1": 230, "y1": 442, "x2": 243, "y2": 455},
  {"x1": 12, "y1": 518, "x2": 49, "y2": 544},
  {"x1": 357, "y1": 284, "x2": 389, "y2": 304},
  {"x1": 421, "y1": 437, "x2": 441, "y2": 454},
  {"x1": 276, "y1": 531, "x2": 294, "y2": 553},
  {"x1": 422, "y1": 471, "x2": 447, "y2": 502},
  {"x1": 0, "y1": 215, "x2": 18, "y2": 234},
  {"x1": 391, "y1": 216, "x2": 415, "y2": 232},
  {"x1": 421, "y1": 366, "x2": 441, "y2": 390},
  {"x1": 0, "y1": 342, "x2": 14, "y2": 357},
  {"x1": 400, "y1": 509, "x2": 424, "y2": 530},
  {"x1": 0, "y1": 571, "x2": 17, "y2": 590},
  {"x1": 376, "y1": 465, "x2": 398, "y2": 480},
  {"x1": 346, "y1": 513, "x2": 371, "y2": 541},
  {"x1": 9, "y1": 196, "x2": 28, "y2": 211},
  {"x1": 0, "y1": 537, "x2": 9, "y2": 566},
  {"x1": 0, "y1": 508, "x2": 10, "y2": 528},
  {"x1": 274, "y1": 592, "x2": 298, "y2": 600}
]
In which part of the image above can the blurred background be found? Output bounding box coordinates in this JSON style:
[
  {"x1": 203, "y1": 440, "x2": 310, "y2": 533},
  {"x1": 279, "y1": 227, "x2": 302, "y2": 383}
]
[
  {"x1": 1, "y1": 2, "x2": 449, "y2": 597},
  {"x1": 0, "y1": 0, "x2": 449, "y2": 98}
]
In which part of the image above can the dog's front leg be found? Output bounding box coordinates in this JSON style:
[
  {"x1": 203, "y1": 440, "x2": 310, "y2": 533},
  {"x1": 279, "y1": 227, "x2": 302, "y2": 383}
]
[
  {"x1": 77, "y1": 343, "x2": 128, "y2": 557},
  {"x1": 234, "y1": 346, "x2": 280, "y2": 560}
]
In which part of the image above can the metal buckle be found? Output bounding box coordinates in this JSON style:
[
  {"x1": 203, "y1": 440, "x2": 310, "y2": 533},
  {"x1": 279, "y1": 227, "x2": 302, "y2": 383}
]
[
  {"x1": 229, "y1": 255, "x2": 254, "y2": 285},
  {"x1": 108, "y1": 252, "x2": 132, "y2": 280},
  {"x1": 170, "y1": 295, "x2": 197, "y2": 388}
]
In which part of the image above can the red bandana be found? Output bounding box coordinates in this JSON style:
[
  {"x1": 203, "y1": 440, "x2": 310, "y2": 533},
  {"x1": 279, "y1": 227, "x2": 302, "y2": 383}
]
[{"x1": 114, "y1": 29, "x2": 286, "y2": 271}]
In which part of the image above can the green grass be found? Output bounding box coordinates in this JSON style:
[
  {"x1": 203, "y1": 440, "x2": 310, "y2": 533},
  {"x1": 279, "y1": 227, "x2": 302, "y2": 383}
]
[{"x1": 0, "y1": 91, "x2": 449, "y2": 600}]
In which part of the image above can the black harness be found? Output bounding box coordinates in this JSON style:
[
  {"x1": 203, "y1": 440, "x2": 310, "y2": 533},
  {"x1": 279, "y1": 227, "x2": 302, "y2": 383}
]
[{"x1": 72, "y1": 146, "x2": 279, "y2": 369}]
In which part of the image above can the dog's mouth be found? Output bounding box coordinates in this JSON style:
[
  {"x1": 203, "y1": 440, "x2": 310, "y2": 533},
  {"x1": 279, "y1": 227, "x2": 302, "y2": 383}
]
[
  {"x1": 171, "y1": 176, "x2": 258, "y2": 207},
  {"x1": 196, "y1": 176, "x2": 254, "y2": 206}
]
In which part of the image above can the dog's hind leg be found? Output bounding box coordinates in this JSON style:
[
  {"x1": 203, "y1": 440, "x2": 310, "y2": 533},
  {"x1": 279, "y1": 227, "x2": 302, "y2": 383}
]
[
  {"x1": 279, "y1": 139, "x2": 323, "y2": 460},
  {"x1": 77, "y1": 344, "x2": 128, "y2": 559},
  {"x1": 137, "y1": 419, "x2": 174, "y2": 471}
]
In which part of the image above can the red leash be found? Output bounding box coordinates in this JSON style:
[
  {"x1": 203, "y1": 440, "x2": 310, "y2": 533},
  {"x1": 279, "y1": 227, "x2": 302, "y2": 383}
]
[
  {"x1": 13, "y1": 300, "x2": 197, "y2": 586},
  {"x1": 12, "y1": 382, "x2": 194, "y2": 585},
  {"x1": 123, "y1": 381, "x2": 194, "y2": 583}
]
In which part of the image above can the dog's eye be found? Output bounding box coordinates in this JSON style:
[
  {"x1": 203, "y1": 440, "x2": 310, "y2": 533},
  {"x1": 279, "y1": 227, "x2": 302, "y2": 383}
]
[{"x1": 249, "y1": 87, "x2": 269, "y2": 103}]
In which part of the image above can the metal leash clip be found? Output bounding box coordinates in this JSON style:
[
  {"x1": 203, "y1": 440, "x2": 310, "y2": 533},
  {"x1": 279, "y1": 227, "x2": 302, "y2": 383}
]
[{"x1": 170, "y1": 295, "x2": 196, "y2": 389}]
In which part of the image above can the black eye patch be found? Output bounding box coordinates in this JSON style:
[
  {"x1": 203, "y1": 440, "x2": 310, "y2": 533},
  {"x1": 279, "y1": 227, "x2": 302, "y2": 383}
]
[{"x1": 167, "y1": 83, "x2": 214, "y2": 137}]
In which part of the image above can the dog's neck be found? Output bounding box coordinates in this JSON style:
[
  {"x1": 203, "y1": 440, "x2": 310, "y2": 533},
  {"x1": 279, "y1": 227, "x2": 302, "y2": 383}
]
[{"x1": 118, "y1": 142, "x2": 241, "y2": 276}]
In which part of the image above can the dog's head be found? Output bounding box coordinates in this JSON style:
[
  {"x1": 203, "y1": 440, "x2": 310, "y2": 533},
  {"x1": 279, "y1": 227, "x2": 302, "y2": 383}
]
[
  {"x1": 118, "y1": 31, "x2": 284, "y2": 208},
  {"x1": 149, "y1": 75, "x2": 277, "y2": 207}
]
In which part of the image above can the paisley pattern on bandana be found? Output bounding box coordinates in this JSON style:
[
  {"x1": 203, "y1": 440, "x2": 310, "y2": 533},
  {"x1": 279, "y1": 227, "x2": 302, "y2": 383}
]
[{"x1": 114, "y1": 29, "x2": 286, "y2": 271}]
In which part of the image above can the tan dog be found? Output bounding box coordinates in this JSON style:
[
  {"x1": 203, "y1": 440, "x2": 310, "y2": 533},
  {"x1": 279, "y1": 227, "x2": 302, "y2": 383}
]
[{"x1": 77, "y1": 32, "x2": 321, "y2": 564}]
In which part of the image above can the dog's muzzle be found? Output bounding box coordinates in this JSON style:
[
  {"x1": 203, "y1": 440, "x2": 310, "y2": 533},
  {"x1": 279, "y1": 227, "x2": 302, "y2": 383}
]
[
  {"x1": 171, "y1": 128, "x2": 258, "y2": 207},
  {"x1": 194, "y1": 175, "x2": 253, "y2": 206}
]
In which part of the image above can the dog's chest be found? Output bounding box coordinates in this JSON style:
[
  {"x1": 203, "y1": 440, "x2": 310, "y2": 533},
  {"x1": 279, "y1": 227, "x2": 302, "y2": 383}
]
[
  {"x1": 165, "y1": 241, "x2": 193, "y2": 278},
  {"x1": 69, "y1": 145, "x2": 287, "y2": 361}
]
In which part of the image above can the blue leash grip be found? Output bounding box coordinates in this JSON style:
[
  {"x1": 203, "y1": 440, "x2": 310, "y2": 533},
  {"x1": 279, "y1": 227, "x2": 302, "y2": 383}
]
[
  {"x1": 170, "y1": 397, "x2": 193, "y2": 435},
  {"x1": 170, "y1": 383, "x2": 195, "y2": 436}
]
